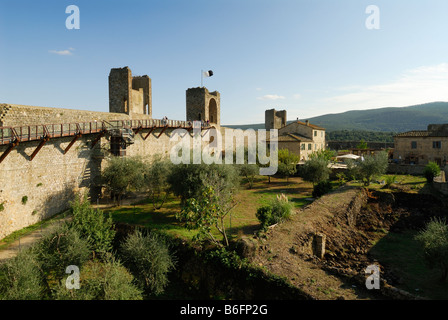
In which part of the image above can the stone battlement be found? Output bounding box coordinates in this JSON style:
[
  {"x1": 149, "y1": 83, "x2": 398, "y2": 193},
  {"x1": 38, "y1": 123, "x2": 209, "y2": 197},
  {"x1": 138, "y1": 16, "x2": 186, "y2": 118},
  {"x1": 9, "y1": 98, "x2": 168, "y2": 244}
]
[{"x1": 0, "y1": 103, "x2": 154, "y2": 127}]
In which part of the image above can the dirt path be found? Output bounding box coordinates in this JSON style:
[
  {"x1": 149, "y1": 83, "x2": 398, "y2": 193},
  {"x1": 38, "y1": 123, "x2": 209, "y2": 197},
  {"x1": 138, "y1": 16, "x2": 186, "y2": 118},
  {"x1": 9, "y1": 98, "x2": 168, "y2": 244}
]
[{"x1": 250, "y1": 186, "x2": 383, "y2": 300}]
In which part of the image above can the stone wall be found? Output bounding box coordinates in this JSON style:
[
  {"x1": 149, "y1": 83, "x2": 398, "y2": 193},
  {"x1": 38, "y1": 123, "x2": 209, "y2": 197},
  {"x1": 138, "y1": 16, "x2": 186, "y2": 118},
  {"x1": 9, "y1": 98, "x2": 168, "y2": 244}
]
[{"x1": 0, "y1": 135, "x2": 101, "y2": 239}]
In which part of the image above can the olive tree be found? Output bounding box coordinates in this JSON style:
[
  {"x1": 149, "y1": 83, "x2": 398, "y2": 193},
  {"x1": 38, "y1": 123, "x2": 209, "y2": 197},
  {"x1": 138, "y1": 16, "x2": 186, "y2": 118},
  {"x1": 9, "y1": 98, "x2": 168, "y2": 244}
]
[{"x1": 415, "y1": 217, "x2": 448, "y2": 281}]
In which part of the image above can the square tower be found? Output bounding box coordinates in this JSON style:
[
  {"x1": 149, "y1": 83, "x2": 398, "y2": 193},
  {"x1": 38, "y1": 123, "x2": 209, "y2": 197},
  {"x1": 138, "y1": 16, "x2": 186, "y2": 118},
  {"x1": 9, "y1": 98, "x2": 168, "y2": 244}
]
[
  {"x1": 265, "y1": 109, "x2": 287, "y2": 130},
  {"x1": 109, "y1": 67, "x2": 152, "y2": 117},
  {"x1": 186, "y1": 87, "x2": 220, "y2": 126}
]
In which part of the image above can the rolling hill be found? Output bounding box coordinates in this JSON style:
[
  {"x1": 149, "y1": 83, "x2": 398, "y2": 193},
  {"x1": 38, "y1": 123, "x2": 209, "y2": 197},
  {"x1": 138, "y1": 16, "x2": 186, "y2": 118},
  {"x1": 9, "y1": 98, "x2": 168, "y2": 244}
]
[{"x1": 223, "y1": 102, "x2": 448, "y2": 133}]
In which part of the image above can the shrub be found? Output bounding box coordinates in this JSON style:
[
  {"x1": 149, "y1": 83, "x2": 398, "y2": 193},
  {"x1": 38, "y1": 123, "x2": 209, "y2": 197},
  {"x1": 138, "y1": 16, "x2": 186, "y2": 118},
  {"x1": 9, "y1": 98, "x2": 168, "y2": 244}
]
[
  {"x1": 256, "y1": 194, "x2": 293, "y2": 230},
  {"x1": 68, "y1": 195, "x2": 116, "y2": 255},
  {"x1": 312, "y1": 181, "x2": 332, "y2": 198},
  {"x1": 32, "y1": 224, "x2": 91, "y2": 281},
  {"x1": 0, "y1": 250, "x2": 45, "y2": 300},
  {"x1": 423, "y1": 162, "x2": 441, "y2": 183},
  {"x1": 119, "y1": 229, "x2": 176, "y2": 295},
  {"x1": 384, "y1": 175, "x2": 396, "y2": 188},
  {"x1": 52, "y1": 256, "x2": 143, "y2": 300},
  {"x1": 415, "y1": 217, "x2": 448, "y2": 281}
]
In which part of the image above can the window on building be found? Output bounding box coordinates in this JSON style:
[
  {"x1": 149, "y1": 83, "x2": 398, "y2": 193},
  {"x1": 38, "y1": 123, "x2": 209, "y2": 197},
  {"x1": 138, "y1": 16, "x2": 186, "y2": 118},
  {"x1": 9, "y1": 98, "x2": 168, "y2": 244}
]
[
  {"x1": 315, "y1": 144, "x2": 317, "y2": 150},
  {"x1": 411, "y1": 141, "x2": 417, "y2": 149},
  {"x1": 433, "y1": 141, "x2": 442, "y2": 149},
  {"x1": 321, "y1": 131, "x2": 323, "y2": 137},
  {"x1": 308, "y1": 144, "x2": 312, "y2": 150},
  {"x1": 301, "y1": 144, "x2": 305, "y2": 150},
  {"x1": 314, "y1": 131, "x2": 317, "y2": 137}
]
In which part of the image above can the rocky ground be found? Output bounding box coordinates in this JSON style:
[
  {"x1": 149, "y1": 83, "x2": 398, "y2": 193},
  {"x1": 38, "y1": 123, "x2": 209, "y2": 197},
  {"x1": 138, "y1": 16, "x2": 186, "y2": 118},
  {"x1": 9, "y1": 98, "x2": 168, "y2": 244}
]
[{"x1": 243, "y1": 186, "x2": 444, "y2": 300}]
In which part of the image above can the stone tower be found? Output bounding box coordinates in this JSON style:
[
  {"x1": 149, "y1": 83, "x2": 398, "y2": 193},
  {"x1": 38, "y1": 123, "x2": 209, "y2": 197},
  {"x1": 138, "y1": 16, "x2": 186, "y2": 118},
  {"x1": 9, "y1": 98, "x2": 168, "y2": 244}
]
[
  {"x1": 265, "y1": 109, "x2": 287, "y2": 130},
  {"x1": 186, "y1": 87, "x2": 220, "y2": 126},
  {"x1": 109, "y1": 67, "x2": 152, "y2": 116}
]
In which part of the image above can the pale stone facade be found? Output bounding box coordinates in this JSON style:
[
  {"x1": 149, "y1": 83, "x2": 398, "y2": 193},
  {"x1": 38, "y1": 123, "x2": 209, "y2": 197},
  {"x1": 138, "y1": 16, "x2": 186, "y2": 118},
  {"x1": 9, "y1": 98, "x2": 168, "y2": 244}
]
[
  {"x1": 393, "y1": 124, "x2": 448, "y2": 166},
  {"x1": 267, "y1": 118, "x2": 326, "y2": 161}
]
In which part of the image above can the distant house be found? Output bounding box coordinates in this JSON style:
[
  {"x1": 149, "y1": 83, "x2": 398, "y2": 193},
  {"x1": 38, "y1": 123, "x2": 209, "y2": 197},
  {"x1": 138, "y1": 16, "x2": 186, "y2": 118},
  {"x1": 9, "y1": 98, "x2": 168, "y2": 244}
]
[
  {"x1": 393, "y1": 124, "x2": 448, "y2": 166},
  {"x1": 265, "y1": 109, "x2": 326, "y2": 161}
]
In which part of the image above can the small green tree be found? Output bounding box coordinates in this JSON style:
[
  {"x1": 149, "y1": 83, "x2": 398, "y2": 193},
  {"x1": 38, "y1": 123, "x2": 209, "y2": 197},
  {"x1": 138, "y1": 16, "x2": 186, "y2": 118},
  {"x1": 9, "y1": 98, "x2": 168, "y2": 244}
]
[
  {"x1": 239, "y1": 163, "x2": 259, "y2": 189},
  {"x1": 423, "y1": 162, "x2": 441, "y2": 183},
  {"x1": 356, "y1": 139, "x2": 368, "y2": 149},
  {"x1": 302, "y1": 156, "x2": 331, "y2": 186},
  {"x1": 277, "y1": 149, "x2": 300, "y2": 181},
  {"x1": 145, "y1": 156, "x2": 173, "y2": 210},
  {"x1": 177, "y1": 185, "x2": 236, "y2": 246},
  {"x1": 358, "y1": 151, "x2": 389, "y2": 186},
  {"x1": 168, "y1": 163, "x2": 240, "y2": 205},
  {"x1": 102, "y1": 156, "x2": 146, "y2": 205},
  {"x1": 415, "y1": 217, "x2": 448, "y2": 281},
  {"x1": 119, "y1": 230, "x2": 176, "y2": 295},
  {"x1": 68, "y1": 195, "x2": 116, "y2": 255}
]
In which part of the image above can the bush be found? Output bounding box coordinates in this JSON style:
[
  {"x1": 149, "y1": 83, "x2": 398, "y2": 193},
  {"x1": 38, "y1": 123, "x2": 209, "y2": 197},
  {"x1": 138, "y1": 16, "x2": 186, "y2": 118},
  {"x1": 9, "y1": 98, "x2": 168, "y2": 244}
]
[
  {"x1": 423, "y1": 162, "x2": 441, "y2": 183},
  {"x1": 32, "y1": 224, "x2": 91, "y2": 281},
  {"x1": 0, "y1": 250, "x2": 45, "y2": 300},
  {"x1": 256, "y1": 194, "x2": 293, "y2": 230},
  {"x1": 52, "y1": 256, "x2": 143, "y2": 300},
  {"x1": 384, "y1": 175, "x2": 396, "y2": 188},
  {"x1": 119, "y1": 230, "x2": 176, "y2": 295},
  {"x1": 312, "y1": 181, "x2": 332, "y2": 198},
  {"x1": 415, "y1": 217, "x2": 448, "y2": 281},
  {"x1": 68, "y1": 195, "x2": 116, "y2": 255}
]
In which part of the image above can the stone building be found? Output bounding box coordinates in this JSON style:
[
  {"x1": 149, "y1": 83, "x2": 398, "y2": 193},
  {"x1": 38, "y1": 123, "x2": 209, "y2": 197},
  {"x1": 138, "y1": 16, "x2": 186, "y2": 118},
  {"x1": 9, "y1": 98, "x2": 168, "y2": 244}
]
[
  {"x1": 265, "y1": 110, "x2": 326, "y2": 161},
  {"x1": 393, "y1": 124, "x2": 448, "y2": 166}
]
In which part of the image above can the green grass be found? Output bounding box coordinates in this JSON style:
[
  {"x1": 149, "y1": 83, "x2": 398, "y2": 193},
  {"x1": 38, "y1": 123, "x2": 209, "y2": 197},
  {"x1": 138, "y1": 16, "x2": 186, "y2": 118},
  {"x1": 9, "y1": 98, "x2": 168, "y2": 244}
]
[
  {"x1": 106, "y1": 176, "x2": 315, "y2": 243},
  {"x1": 346, "y1": 174, "x2": 427, "y2": 191},
  {"x1": 0, "y1": 210, "x2": 70, "y2": 251},
  {"x1": 370, "y1": 229, "x2": 448, "y2": 299}
]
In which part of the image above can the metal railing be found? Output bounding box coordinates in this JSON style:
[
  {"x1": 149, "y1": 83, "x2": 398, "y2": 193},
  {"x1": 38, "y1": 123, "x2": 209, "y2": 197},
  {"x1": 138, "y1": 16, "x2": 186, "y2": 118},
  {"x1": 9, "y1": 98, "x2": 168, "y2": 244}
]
[{"x1": 0, "y1": 118, "x2": 194, "y2": 146}]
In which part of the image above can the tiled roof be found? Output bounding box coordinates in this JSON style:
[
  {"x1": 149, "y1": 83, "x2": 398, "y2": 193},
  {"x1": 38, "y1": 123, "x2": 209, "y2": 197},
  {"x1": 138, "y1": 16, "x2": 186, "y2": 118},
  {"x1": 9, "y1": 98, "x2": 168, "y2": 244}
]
[
  {"x1": 267, "y1": 132, "x2": 313, "y2": 142},
  {"x1": 395, "y1": 130, "x2": 448, "y2": 138},
  {"x1": 296, "y1": 121, "x2": 325, "y2": 130}
]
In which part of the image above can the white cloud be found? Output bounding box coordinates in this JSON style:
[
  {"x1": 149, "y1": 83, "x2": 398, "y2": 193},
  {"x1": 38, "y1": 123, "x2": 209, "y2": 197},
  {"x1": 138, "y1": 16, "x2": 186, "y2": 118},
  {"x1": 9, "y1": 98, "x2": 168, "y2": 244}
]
[
  {"x1": 293, "y1": 94, "x2": 302, "y2": 100},
  {"x1": 257, "y1": 94, "x2": 285, "y2": 101},
  {"x1": 322, "y1": 63, "x2": 448, "y2": 110},
  {"x1": 49, "y1": 48, "x2": 75, "y2": 56}
]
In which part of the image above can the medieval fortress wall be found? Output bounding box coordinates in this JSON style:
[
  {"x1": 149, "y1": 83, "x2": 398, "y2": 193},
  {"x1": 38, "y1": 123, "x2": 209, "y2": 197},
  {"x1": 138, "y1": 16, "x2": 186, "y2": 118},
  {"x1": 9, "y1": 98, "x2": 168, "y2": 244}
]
[{"x1": 0, "y1": 67, "x2": 265, "y2": 240}]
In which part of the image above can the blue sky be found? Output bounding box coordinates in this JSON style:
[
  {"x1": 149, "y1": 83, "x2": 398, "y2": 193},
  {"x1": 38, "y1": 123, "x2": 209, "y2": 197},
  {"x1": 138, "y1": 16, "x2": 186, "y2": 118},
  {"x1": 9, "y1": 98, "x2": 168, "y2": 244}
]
[{"x1": 1, "y1": 0, "x2": 448, "y2": 125}]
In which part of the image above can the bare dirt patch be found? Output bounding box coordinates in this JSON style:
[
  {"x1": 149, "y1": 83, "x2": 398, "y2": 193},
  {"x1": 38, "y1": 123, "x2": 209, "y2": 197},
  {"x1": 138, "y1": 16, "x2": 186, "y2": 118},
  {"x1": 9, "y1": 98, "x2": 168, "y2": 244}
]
[{"x1": 244, "y1": 186, "x2": 445, "y2": 300}]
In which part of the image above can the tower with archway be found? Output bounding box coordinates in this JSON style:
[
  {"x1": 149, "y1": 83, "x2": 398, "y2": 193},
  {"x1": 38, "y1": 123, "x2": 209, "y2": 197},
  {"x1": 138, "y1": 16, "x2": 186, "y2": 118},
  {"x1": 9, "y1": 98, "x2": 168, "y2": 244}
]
[{"x1": 186, "y1": 87, "x2": 220, "y2": 127}]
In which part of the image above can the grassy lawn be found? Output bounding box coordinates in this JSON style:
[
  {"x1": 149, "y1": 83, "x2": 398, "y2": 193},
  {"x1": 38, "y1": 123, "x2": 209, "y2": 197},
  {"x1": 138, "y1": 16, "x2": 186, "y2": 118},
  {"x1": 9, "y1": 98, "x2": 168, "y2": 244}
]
[
  {"x1": 370, "y1": 229, "x2": 448, "y2": 300},
  {"x1": 346, "y1": 174, "x2": 427, "y2": 192},
  {"x1": 106, "y1": 175, "x2": 315, "y2": 242}
]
